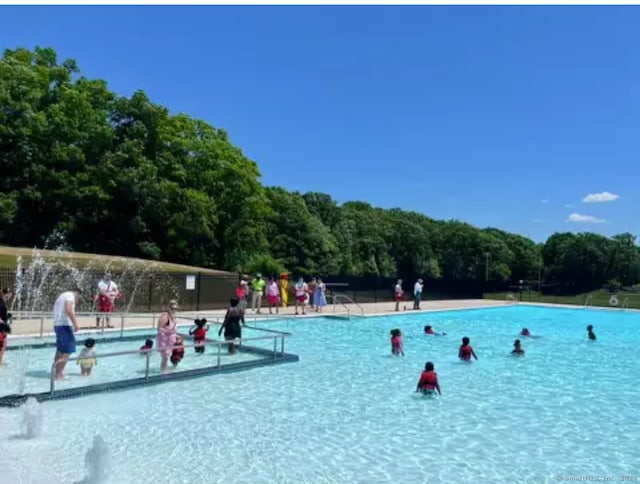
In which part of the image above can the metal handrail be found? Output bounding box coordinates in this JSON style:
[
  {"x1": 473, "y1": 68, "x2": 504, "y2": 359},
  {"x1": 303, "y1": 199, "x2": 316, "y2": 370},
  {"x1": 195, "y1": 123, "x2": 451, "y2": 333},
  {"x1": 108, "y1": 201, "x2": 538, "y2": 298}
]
[
  {"x1": 329, "y1": 294, "x2": 351, "y2": 317},
  {"x1": 622, "y1": 297, "x2": 629, "y2": 311},
  {"x1": 49, "y1": 333, "x2": 289, "y2": 396},
  {"x1": 11, "y1": 311, "x2": 155, "y2": 319},
  {"x1": 584, "y1": 295, "x2": 593, "y2": 308},
  {"x1": 243, "y1": 324, "x2": 292, "y2": 336},
  {"x1": 332, "y1": 293, "x2": 364, "y2": 316}
]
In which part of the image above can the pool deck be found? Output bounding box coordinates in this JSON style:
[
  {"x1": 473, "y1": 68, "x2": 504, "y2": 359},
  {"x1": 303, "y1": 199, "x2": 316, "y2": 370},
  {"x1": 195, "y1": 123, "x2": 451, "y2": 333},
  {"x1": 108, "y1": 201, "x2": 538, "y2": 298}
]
[{"x1": 8, "y1": 299, "x2": 507, "y2": 337}]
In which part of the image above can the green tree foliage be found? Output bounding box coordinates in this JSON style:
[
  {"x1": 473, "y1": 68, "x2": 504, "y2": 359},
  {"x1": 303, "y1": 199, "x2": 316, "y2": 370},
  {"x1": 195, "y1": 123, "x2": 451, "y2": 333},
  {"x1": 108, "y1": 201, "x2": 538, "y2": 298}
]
[{"x1": 1, "y1": 47, "x2": 639, "y2": 292}]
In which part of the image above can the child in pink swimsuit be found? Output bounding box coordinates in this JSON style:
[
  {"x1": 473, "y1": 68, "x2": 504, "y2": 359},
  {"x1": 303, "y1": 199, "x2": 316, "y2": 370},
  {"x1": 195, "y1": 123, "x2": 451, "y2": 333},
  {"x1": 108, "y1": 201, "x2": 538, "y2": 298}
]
[{"x1": 390, "y1": 329, "x2": 405, "y2": 356}]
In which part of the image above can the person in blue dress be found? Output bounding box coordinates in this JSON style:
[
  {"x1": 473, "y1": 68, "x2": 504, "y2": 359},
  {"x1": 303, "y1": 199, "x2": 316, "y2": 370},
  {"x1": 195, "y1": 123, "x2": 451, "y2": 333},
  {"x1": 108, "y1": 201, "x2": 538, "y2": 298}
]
[{"x1": 313, "y1": 278, "x2": 328, "y2": 313}]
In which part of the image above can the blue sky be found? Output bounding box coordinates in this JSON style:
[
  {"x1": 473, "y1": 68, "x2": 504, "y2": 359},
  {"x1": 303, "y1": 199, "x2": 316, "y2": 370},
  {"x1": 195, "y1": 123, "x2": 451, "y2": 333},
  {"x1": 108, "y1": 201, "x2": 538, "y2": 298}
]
[{"x1": 1, "y1": 6, "x2": 638, "y2": 243}]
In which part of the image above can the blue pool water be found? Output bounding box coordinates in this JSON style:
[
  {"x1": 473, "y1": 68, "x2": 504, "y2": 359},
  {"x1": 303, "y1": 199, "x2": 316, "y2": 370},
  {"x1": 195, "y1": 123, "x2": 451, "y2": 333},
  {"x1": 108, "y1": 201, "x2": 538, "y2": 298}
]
[
  {"x1": 0, "y1": 305, "x2": 638, "y2": 483},
  {"x1": 0, "y1": 326, "x2": 274, "y2": 396}
]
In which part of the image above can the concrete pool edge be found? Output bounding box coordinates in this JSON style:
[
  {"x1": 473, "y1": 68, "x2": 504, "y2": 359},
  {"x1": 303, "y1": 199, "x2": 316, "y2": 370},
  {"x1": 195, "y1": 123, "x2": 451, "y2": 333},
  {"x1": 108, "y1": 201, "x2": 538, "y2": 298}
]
[{"x1": 0, "y1": 345, "x2": 300, "y2": 408}]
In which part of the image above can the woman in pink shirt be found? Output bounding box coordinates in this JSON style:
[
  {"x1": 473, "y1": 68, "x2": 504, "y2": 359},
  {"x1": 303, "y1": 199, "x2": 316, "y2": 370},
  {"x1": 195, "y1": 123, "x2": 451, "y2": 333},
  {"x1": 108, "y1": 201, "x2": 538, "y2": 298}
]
[{"x1": 266, "y1": 277, "x2": 281, "y2": 315}]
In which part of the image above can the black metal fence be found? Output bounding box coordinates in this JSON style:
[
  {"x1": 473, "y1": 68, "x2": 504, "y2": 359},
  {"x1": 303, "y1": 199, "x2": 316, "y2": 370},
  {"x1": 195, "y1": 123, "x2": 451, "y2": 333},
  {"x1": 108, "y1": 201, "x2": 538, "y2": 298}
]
[{"x1": 1, "y1": 268, "x2": 486, "y2": 313}]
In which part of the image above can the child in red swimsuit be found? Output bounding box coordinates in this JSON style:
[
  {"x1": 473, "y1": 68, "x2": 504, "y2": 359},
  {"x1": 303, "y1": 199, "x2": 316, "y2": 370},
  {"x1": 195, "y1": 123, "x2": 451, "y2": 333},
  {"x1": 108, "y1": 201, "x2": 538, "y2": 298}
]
[
  {"x1": 458, "y1": 336, "x2": 478, "y2": 362},
  {"x1": 189, "y1": 318, "x2": 209, "y2": 354},
  {"x1": 520, "y1": 328, "x2": 530, "y2": 337},
  {"x1": 0, "y1": 321, "x2": 10, "y2": 366},
  {"x1": 424, "y1": 325, "x2": 446, "y2": 336},
  {"x1": 390, "y1": 329, "x2": 405, "y2": 356},
  {"x1": 170, "y1": 335, "x2": 185, "y2": 367},
  {"x1": 140, "y1": 339, "x2": 153, "y2": 354},
  {"x1": 416, "y1": 361, "x2": 441, "y2": 396}
]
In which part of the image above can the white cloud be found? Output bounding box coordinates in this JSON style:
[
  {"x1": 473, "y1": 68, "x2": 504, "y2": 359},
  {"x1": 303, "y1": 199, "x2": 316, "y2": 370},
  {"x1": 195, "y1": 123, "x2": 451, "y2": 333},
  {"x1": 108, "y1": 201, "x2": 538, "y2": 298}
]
[
  {"x1": 582, "y1": 191, "x2": 620, "y2": 203},
  {"x1": 566, "y1": 213, "x2": 606, "y2": 224}
]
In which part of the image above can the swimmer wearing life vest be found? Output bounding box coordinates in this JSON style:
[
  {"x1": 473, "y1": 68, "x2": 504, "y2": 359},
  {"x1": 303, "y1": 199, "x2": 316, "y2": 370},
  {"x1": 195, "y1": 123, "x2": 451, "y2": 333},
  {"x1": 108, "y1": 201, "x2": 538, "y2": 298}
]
[
  {"x1": 458, "y1": 336, "x2": 478, "y2": 362},
  {"x1": 416, "y1": 361, "x2": 441, "y2": 396},
  {"x1": 424, "y1": 325, "x2": 446, "y2": 336},
  {"x1": 587, "y1": 325, "x2": 596, "y2": 341},
  {"x1": 511, "y1": 339, "x2": 525, "y2": 356}
]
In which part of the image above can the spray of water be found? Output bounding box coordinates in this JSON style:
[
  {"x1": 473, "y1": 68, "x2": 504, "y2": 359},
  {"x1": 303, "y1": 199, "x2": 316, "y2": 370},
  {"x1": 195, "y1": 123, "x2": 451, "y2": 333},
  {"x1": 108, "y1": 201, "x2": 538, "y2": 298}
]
[
  {"x1": 9, "y1": 234, "x2": 173, "y2": 317},
  {"x1": 21, "y1": 397, "x2": 43, "y2": 439},
  {"x1": 75, "y1": 435, "x2": 111, "y2": 484}
]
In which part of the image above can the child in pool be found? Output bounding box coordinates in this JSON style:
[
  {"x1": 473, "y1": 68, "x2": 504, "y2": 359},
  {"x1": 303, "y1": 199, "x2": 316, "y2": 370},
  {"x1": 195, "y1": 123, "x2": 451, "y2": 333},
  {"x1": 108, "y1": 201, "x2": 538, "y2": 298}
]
[
  {"x1": 587, "y1": 325, "x2": 596, "y2": 341},
  {"x1": 390, "y1": 329, "x2": 405, "y2": 356},
  {"x1": 171, "y1": 335, "x2": 185, "y2": 367},
  {"x1": 0, "y1": 321, "x2": 10, "y2": 366},
  {"x1": 512, "y1": 339, "x2": 525, "y2": 356},
  {"x1": 140, "y1": 338, "x2": 154, "y2": 354},
  {"x1": 77, "y1": 338, "x2": 97, "y2": 376},
  {"x1": 416, "y1": 361, "x2": 442, "y2": 396},
  {"x1": 458, "y1": 336, "x2": 478, "y2": 362},
  {"x1": 520, "y1": 328, "x2": 531, "y2": 337},
  {"x1": 189, "y1": 318, "x2": 209, "y2": 354},
  {"x1": 424, "y1": 325, "x2": 446, "y2": 336}
]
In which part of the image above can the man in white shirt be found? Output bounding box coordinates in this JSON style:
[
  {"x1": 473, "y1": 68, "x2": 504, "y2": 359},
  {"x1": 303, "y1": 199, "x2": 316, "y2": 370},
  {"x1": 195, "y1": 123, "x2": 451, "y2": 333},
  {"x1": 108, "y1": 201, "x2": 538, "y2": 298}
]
[
  {"x1": 53, "y1": 288, "x2": 81, "y2": 380},
  {"x1": 96, "y1": 273, "x2": 119, "y2": 329},
  {"x1": 413, "y1": 279, "x2": 424, "y2": 310}
]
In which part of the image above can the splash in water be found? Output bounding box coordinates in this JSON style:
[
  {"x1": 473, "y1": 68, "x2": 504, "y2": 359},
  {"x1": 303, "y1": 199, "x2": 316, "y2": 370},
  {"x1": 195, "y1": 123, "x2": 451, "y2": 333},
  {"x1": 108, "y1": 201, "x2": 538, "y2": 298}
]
[
  {"x1": 21, "y1": 397, "x2": 43, "y2": 439},
  {"x1": 75, "y1": 435, "x2": 110, "y2": 484},
  {"x1": 10, "y1": 234, "x2": 169, "y2": 317}
]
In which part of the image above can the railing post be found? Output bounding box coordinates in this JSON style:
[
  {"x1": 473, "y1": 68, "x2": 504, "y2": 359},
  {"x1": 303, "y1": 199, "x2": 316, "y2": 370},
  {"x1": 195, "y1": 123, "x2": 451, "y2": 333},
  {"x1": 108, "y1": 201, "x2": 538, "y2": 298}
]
[
  {"x1": 39, "y1": 317, "x2": 44, "y2": 338},
  {"x1": 273, "y1": 336, "x2": 277, "y2": 359},
  {"x1": 145, "y1": 351, "x2": 151, "y2": 380},
  {"x1": 151, "y1": 314, "x2": 156, "y2": 329},
  {"x1": 216, "y1": 343, "x2": 221, "y2": 368},
  {"x1": 50, "y1": 362, "x2": 56, "y2": 396},
  {"x1": 120, "y1": 315, "x2": 125, "y2": 339},
  {"x1": 280, "y1": 335, "x2": 285, "y2": 356}
]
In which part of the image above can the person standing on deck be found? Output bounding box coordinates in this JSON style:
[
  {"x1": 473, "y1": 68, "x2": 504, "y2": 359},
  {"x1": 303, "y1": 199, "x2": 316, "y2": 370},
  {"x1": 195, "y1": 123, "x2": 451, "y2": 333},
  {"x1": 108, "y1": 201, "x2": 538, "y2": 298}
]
[
  {"x1": 413, "y1": 279, "x2": 424, "y2": 310},
  {"x1": 294, "y1": 277, "x2": 309, "y2": 315},
  {"x1": 52, "y1": 288, "x2": 81, "y2": 380},
  {"x1": 394, "y1": 279, "x2": 404, "y2": 312},
  {"x1": 96, "y1": 273, "x2": 120, "y2": 329},
  {"x1": 250, "y1": 273, "x2": 266, "y2": 313}
]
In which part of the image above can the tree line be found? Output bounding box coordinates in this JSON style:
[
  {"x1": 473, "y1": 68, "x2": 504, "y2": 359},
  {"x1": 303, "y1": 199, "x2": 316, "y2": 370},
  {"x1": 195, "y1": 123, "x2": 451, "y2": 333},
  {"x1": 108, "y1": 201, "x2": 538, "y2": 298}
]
[{"x1": 1, "y1": 47, "x2": 639, "y2": 294}]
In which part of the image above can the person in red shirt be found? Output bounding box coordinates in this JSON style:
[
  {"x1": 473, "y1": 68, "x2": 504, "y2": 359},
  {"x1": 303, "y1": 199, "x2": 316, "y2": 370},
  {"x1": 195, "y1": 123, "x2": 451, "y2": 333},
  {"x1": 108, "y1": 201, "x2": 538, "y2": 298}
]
[
  {"x1": 416, "y1": 361, "x2": 441, "y2": 396},
  {"x1": 390, "y1": 329, "x2": 405, "y2": 356},
  {"x1": 458, "y1": 336, "x2": 478, "y2": 362},
  {"x1": 189, "y1": 318, "x2": 209, "y2": 354},
  {"x1": 0, "y1": 321, "x2": 10, "y2": 366},
  {"x1": 424, "y1": 325, "x2": 446, "y2": 336},
  {"x1": 139, "y1": 338, "x2": 154, "y2": 355},
  {"x1": 170, "y1": 335, "x2": 185, "y2": 368}
]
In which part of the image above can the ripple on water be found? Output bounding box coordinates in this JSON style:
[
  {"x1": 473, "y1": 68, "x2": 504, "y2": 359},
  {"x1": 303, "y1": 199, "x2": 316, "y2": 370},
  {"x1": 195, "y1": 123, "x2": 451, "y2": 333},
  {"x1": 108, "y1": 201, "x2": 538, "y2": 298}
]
[{"x1": 1, "y1": 307, "x2": 640, "y2": 483}]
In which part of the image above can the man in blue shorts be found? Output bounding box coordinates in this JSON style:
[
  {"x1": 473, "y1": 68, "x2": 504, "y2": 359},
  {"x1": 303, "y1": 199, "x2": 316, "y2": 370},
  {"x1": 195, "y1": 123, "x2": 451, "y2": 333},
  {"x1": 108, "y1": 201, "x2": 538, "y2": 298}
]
[{"x1": 52, "y1": 288, "x2": 81, "y2": 380}]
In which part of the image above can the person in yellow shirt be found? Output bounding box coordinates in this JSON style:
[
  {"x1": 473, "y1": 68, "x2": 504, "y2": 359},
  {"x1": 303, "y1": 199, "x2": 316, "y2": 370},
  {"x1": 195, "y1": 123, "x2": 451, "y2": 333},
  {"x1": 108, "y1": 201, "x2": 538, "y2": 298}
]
[
  {"x1": 77, "y1": 338, "x2": 97, "y2": 376},
  {"x1": 251, "y1": 273, "x2": 266, "y2": 313}
]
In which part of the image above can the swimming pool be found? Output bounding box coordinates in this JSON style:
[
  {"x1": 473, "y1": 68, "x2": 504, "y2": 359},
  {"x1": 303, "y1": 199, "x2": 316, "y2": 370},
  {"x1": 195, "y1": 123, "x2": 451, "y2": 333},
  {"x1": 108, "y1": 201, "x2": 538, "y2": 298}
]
[{"x1": 0, "y1": 305, "x2": 638, "y2": 483}]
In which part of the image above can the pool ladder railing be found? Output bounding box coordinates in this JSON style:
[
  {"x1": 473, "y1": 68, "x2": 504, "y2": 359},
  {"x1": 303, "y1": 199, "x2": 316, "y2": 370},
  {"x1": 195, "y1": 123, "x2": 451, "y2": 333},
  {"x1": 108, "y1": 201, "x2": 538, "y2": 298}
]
[
  {"x1": 622, "y1": 297, "x2": 630, "y2": 311},
  {"x1": 330, "y1": 293, "x2": 365, "y2": 318},
  {"x1": 584, "y1": 295, "x2": 593, "y2": 308}
]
